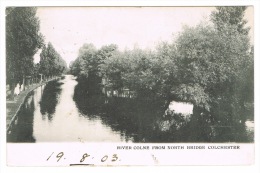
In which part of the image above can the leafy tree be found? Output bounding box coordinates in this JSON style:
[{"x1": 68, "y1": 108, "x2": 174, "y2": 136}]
[
  {"x1": 70, "y1": 58, "x2": 82, "y2": 76},
  {"x1": 168, "y1": 7, "x2": 252, "y2": 124},
  {"x1": 210, "y1": 6, "x2": 253, "y2": 123},
  {"x1": 211, "y1": 6, "x2": 250, "y2": 35},
  {"x1": 70, "y1": 44, "x2": 119, "y2": 94},
  {"x1": 100, "y1": 44, "x2": 177, "y2": 104},
  {"x1": 39, "y1": 42, "x2": 67, "y2": 78},
  {"x1": 6, "y1": 7, "x2": 44, "y2": 98},
  {"x1": 76, "y1": 43, "x2": 97, "y2": 80},
  {"x1": 70, "y1": 6, "x2": 253, "y2": 127},
  {"x1": 100, "y1": 50, "x2": 126, "y2": 90}
]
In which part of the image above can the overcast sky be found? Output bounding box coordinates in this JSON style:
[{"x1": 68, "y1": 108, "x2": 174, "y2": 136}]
[{"x1": 34, "y1": 7, "x2": 254, "y2": 66}]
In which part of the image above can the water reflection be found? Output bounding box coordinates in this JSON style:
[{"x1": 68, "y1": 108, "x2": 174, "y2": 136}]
[
  {"x1": 40, "y1": 80, "x2": 63, "y2": 121},
  {"x1": 7, "y1": 92, "x2": 36, "y2": 142},
  {"x1": 7, "y1": 75, "x2": 254, "y2": 143},
  {"x1": 73, "y1": 83, "x2": 174, "y2": 142},
  {"x1": 32, "y1": 75, "x2": 127, "y2": 142}
]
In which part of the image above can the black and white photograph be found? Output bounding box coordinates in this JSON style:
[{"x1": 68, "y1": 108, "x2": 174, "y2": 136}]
[
  {"x1": 5, "y1": 6, "x2": 254, "y2": 143},
  {"x1": 1, "y1": 1, "x2": 259, "y2": 170}
]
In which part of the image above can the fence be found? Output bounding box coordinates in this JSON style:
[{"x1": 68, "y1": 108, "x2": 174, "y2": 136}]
[{"x1": 102, "y1": 87, "x2": 135, "y2": 98}]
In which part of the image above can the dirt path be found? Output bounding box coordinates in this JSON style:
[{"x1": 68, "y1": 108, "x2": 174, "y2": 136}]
[{"x1": 6, "y1": 78, "x2": 58, "y2": 132}]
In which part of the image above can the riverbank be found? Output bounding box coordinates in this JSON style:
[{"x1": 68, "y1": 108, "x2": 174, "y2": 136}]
[{"x1": 6, "y1": 78, "x2": 59, "y2": 133}]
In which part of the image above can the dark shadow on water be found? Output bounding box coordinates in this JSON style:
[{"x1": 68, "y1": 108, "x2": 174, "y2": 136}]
[
  {"x1": 73, "y1": 80, "x2": 253, "y2": 143},
  {"x1": 39, "y1": 80, "x2": 63, "y2": 121},
  {"x1": 73, "y1": 83, "x2": 165, "y2": 142},
  {"x1": 153, "y1": 108, "x2": 253, "y2": 143},
  {"x1": 7, "y1": 93, "x2": 36, "y2": 143},
  {"x1": 7, "y1": 77, "x2": 253, "y2": 143}
]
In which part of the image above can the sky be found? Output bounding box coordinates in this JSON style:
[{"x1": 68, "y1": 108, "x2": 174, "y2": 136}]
[{"x1": 34, "y1": 7, "x2": 254, "y2": 66}]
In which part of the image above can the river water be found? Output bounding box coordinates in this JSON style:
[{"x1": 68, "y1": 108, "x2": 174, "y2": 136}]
[{"x1": 7, "y1": 75, "x2": 254, "y2": 143}]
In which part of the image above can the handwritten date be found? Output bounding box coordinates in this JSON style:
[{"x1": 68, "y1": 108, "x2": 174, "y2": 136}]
[{"x1": 46, "y1": 152, "x2": 119, "y2": 164}]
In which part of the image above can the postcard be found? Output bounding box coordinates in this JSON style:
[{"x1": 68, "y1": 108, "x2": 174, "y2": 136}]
[{"x1": 1, "y1": 1, "x2": 259, "y2": 173}]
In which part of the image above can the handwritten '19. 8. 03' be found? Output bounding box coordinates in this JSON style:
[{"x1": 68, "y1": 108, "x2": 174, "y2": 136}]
[{"x1": 46, "y1": 152, "x2": 120, "y2": 164}]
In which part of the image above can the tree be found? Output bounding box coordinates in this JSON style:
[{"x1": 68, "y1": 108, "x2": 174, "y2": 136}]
[
  {"x1": 100, "y1": 44, "x2": 178, "y2": 105},
  {"x1": 6, "y1": 7, "x2": 44, "y2": 98},
  {"x1": 100, "y1": 50, "x2": 126, "y2": 90},
  {"x1": 210, "y1": 6, "x2": 253, "y2": 124},
  {"x1": 77, "y1": 43, "x2": 97, "y2": 80},
  {"x1": 173, "y1": 19, "x2": 252, "y2": 124},
  {"x1": 70, "y1": 44, "x2": 119, "y2": 94},
  {"x1": 211, "y1": 6, "x2": 250, "y2": 35},
  {"x1": 70, "y1": 58, "x2": 82, "y2": 76},
  {"x1": 39, "y1": 42, "x2": 67, "y2": 78},
  {"x1": 69, "y1": 6, "x2": 253, "y2": 126},
  {"x1": 167, "y1": 7, "x2": 252, "y2": 124},
  {"x1": 173, "y1": 24, "x2": 215, "y2": 110}
]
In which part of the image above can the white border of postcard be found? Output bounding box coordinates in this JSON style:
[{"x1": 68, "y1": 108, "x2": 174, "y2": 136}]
[{"x1": 1, "y1": 0, "x2": 260, "y2": 173}]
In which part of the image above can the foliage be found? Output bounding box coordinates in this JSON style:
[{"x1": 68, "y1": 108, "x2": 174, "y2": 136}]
[
  {"x1": 211, "y1": 6, "x2": 250, "y2": 35},
  {"x1": 70, "y1": 44, "x2": 119, "y2": 89},
  {"x1": 70, "y1": 7, "x2": 253, "y2": 125},
  {"x1": 210, "y1": 6, "x2": 253, "y2": 123},
  {"x1": 6, "y1": 7, "x2": 44, "y2": 86},
  {"x1": 39, "y1": 42, "x2": 67, "y2": 77}
]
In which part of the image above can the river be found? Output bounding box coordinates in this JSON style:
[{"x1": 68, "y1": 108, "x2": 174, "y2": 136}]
[{"x1": 7, "y1": 75, "x2": 254, "y2": 143}]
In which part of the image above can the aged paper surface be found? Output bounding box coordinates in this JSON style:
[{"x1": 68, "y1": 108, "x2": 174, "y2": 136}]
[{"x1": 1, "y1": 0, "x2": 259, "y2": 173}]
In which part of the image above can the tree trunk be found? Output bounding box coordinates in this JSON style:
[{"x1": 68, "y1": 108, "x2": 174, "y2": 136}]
[
  {"x1": 10, "y1": 83, "x2": 15, "y2": 100},
  {"x1": 22, "y1": 76, "x2": 25, "y2": 91},
  {"x1": 240, "y1": 100, "x2": 247, "y2": 124}
]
